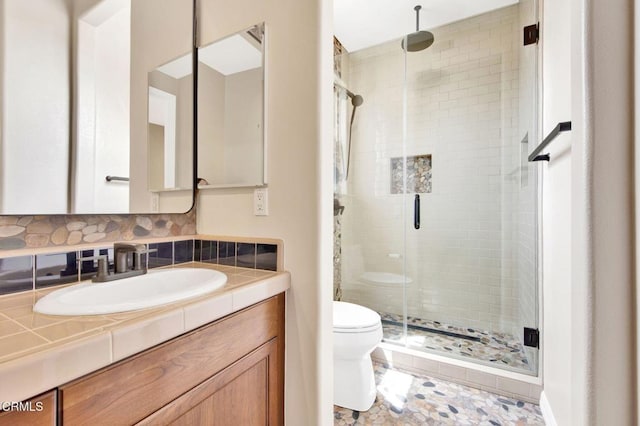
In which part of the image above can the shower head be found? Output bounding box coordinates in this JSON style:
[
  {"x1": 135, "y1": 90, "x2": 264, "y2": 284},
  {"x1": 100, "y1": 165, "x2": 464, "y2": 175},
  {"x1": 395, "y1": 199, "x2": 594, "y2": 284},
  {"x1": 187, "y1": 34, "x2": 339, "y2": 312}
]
[
  {"x1": 346, "y1": 89, "x2": 364, "y2": 107},
  {"x1": 401, "y1": 5, "x2": 435, "y2": 52}
]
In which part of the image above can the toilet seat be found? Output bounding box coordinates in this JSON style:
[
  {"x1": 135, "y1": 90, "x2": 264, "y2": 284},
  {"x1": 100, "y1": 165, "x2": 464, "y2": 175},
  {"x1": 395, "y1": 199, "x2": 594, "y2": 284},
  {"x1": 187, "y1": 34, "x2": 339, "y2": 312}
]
[{"x1": 333, "y1": 301, "x2": 381, "y2": 333}]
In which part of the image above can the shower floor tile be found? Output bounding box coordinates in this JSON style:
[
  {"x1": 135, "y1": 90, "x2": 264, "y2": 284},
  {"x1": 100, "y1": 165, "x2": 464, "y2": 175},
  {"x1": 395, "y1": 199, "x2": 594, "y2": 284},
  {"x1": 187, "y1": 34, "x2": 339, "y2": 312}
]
[
  {"x1": 334, "y1": 362, "x2": 544, "y2": 425},
  {"x1": 379, "y1": 312, "x2": 533, "y2": 372}
]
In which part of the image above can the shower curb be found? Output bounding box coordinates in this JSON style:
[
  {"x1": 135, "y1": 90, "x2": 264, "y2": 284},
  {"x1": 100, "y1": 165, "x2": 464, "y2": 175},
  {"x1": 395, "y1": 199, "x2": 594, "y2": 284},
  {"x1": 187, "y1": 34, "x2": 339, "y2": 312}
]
[{"x1": 371, "y1": 343, "x2": 543, "y2": 404}]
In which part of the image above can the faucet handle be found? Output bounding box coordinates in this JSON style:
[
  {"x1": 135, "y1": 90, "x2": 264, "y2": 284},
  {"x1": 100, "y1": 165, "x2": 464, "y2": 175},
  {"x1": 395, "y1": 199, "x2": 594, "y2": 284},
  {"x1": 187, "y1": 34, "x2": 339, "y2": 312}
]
[
  {"x1": 77, "y1": 255, "x2": 109, "y2": 281},
  {"x1": 133, "y1": 246, "x2": 158, "y2": 271}
]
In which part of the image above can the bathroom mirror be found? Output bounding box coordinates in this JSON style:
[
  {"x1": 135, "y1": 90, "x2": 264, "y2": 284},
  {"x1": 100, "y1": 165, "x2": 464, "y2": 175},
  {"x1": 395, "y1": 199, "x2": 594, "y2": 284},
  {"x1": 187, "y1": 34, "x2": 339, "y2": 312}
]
[
  {"x1": 0, "y1": 0, "x2": 194, "y2": 214},
  {"x1": 147, "y1": 55, "x2": 194, "y2": 195},
  {"x1": 197, "y1": 23, "x2": 266, "y2": 188}
]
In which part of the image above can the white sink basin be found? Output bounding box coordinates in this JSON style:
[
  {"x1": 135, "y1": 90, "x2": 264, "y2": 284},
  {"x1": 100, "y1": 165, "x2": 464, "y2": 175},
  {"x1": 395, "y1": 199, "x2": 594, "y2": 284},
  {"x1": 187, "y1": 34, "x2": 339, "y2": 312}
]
[{"x1": 34, "y1": 268, "x2": 227, "y2": 316}]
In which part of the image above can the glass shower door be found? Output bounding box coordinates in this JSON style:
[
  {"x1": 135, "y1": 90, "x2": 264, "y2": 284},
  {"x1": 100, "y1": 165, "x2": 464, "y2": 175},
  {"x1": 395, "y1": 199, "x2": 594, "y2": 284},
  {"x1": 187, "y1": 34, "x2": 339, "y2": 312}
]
[
  {"x1": 334, "y1": 0, "x2": 539, "y2": 375},
  {"x1": 400, "y1": 2, "x2": 540, "y2": 374}
]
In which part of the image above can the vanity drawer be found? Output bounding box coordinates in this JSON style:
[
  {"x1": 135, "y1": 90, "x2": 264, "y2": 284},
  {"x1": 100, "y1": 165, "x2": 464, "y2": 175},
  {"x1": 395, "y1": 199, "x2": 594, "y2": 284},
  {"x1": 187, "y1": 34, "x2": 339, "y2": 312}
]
[
  {"x1": 59, "y1": 294, "x2": 284, "y2": 425},
  {"x1": 0, "y1": 390, "x2": 56, "y2": 426}
]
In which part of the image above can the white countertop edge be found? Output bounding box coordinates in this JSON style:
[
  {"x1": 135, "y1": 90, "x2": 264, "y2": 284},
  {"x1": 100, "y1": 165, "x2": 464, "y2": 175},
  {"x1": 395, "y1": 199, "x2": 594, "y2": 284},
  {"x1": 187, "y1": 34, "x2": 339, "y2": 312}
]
[{"x1": 0, "y1": 272, "x2": 290, "y2": 403}]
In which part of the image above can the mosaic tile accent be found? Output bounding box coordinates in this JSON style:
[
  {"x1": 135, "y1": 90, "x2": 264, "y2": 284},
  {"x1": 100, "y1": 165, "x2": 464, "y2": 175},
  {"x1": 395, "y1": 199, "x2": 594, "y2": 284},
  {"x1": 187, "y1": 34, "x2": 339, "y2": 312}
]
[
  {"x1": 0, "y1": 236, "x2": 279, "y2": 296},
  {"x1": 174, "y1": 240, "x2": 194, "y2": 264},
  {"x1": 0, "y1": 256, "x2": 33, "y2": 295},
  {"x1": 35, "y1": 252, "x2": 79, "y2": 289},
  {"x1": 380, "y1": 312, "x2": 532, "y2": 372},
  {"x1": 0, "y1": 209, "x2": 197, "y2": 251},
  {"x1": 148, "y1": 242, "x2": 174, "y2": 269},
  {"x1": 390, "y1": 155, "x2": 432, "y2": 194},
  {"x1": 237, "y1": 243, "x2": 256, "y2": 269},
  {"x1": 334, "y1": 362, "x2": 544, "y2": 425},
  {"x1": 256, "y1": 244, "x2": 277, "y2": 271},
  {"x1": 333, "y1": 201, "x2": 343, "y2": 301},
  {"x1": 334, "y1": 36, "x2": 344, "y2": 78},
  {"x1": 218, "y1": 241, "x2": 236, "y2": 266},
  {"x1": 199, "y1": 240, "x2": 218, "y2": 263}
]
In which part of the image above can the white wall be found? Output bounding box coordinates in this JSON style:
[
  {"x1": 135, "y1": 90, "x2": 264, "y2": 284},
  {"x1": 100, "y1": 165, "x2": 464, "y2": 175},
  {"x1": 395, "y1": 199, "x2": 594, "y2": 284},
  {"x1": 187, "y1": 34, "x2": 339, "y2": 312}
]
[
  {"x1": 542, "y1": 0, "x2": 636, "y2": 424},
  {"x1": 539, "y1": 0, "x2": 574, "y2": 422},
  {"x1": 0, "y1": 0, "x2": 70, "y2": 214},
  {"x1": 196, "y1": 0, "x2": 333, "y2": 424},
  {"x1": 197, "y1": 64, "x2": 226, "y2": 184},
  {"x1": 223, "y1": 68, "x2": 263, "y2": 185},
  {"x1": 340, "y1": 6, "x2": 530, "y2": 337}
]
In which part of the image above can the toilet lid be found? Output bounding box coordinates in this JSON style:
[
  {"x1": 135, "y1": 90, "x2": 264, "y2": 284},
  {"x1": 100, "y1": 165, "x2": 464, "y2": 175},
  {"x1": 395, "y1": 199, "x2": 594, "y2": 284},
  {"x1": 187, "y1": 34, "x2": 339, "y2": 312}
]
[{"x1": 333, "y1": 301, "x2": 381, "y2": 331}]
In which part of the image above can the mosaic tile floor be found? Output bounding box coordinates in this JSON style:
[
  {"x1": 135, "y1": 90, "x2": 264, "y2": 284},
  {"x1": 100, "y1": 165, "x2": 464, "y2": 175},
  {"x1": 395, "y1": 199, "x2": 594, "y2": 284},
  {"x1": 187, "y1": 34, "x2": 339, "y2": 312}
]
[
  {"x1": 334, "y1": 363, "x2": 544, "y2": 425},
  {"x1": 379, "y1": 313, "x2": 533, "y2": 372}
]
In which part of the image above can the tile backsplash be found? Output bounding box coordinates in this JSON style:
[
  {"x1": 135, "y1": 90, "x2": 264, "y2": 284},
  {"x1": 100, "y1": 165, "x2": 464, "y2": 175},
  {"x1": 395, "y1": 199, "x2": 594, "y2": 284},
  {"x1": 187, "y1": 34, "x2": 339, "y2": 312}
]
[{"x1": 0, "y1": 237, "x2": 280, "y2": 296}]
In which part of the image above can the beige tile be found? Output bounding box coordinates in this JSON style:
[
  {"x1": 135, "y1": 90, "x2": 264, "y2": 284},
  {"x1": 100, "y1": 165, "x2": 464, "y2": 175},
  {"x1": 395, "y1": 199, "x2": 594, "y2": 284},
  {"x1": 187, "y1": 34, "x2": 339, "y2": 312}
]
[
  {"x1": 466, "y1": 369, "x2": 497, "y2": 388},
  {"x1": 0, "y1": 293, "x2": 37, "y2": 310},
  {"x1": 529, "y1": 383, "x2": 542, "y2": 400},
  {"x1": 496, "y1": 376, "x2": 532, "y2": 397},
  {"x1": 184, "y1": 293, "x2": 233, "y2": 331},
  {"x1": 412, "y1": 356, "x2": 439, "y2": 374},
  {"x1": 238, "y1": 270, "x2": 276, "y2": 279},
  {"x1": 438, "y1": 362, "x2": 467, "y2": 380},
  {"x1": 232, "y1": 273, "x2": 290, "y2": 311},
  {"x1": 0, "y1": 304, "x2": 36, "y2": 320},
  {"x1": 13, "y1": 313, "x2": 67, "y2": 330},
  {"x1": 224, "y1": 274, "x2": 253, "y2": 287},
  {"x1": 0, "y1": 332, "x2": 48, "y2": 359},
  {"x1": 35, "y1": 283, "x2": 72, "y2": 297},
  {"x1": 0, "y1": 319, "x2": 27, "y2": 338},
  {"x1": 111, "y1": 309, "x2": 184, "y2": 362},
  {"x1": 191, "y1": 263, "x2": 235, "y2": 273},
  {"x1": 0, "y1": 332, "x2": 112, "y2": 403},
  {"x1": 385, "y1": 350, "x2": 414, "y2": 370},
  {"x1": 34, "y1": 318, "x2": 115, "y2": 342}
]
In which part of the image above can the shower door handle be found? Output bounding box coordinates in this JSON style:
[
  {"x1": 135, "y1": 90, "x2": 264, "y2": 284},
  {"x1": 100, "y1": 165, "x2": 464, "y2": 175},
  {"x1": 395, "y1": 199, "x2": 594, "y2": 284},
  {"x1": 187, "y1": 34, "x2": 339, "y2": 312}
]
[{"x1": 414, "y1": 194, "x2": 420, "y2": 229}]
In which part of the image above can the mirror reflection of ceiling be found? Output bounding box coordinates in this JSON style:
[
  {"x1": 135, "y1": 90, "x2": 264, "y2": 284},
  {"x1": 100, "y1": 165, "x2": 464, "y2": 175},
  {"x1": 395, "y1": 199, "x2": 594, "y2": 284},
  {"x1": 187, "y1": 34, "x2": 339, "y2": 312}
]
[
  {"x1": 334, "y1": 0, "x2": 519, "y2": 52},
  {"x1": 158, "y1": 34, "x2": 261, "y2": 79}
]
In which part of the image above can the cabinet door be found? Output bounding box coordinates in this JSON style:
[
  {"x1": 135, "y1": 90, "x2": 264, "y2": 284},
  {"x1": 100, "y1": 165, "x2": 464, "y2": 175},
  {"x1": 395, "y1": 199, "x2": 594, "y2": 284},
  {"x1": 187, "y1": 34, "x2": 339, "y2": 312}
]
[
  {"x1": 60, "y1": 294, "x2": 284, "y2": 425},
  {"x1": 138, "y1": 338, "x2": 281, "y2": 426},
  {"x1": 0, "y1": 390, "x2": 56, "y2": 426}
]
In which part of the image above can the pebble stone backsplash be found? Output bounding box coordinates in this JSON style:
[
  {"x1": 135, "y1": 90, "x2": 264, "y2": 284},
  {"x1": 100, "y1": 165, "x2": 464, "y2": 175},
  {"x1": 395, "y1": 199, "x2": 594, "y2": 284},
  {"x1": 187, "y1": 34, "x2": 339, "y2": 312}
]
[{"x1": 0, "y1": 210, "x2": 197, "y2": 251}]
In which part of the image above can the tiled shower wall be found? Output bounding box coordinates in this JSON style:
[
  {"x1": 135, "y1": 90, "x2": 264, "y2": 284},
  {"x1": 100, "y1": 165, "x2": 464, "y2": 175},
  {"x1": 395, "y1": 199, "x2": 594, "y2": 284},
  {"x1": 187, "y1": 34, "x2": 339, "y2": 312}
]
[{"x1": 340, "y1": 5, "x2": 529, "y2": 335}]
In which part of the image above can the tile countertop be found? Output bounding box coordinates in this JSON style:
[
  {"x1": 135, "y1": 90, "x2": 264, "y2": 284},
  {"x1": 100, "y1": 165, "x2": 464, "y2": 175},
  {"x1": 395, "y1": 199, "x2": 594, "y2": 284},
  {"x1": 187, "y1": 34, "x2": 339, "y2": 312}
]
[{"x1": 0, "y1": 262, "x2": 290, "y2": 403}]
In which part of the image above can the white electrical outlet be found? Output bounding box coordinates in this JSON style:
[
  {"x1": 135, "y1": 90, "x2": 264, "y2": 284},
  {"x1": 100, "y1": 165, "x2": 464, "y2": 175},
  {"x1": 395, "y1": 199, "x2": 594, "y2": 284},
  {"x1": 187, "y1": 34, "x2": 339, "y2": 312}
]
[{"x1": 254, "y1": 188, "x2": 268, "y2": 216}]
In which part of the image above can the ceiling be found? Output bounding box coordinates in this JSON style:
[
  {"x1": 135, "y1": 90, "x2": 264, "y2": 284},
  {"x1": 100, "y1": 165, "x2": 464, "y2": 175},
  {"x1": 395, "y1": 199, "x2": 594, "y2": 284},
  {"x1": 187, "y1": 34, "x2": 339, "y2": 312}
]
[
  {"x1": 334, "y1": 0, "x2": 519, "y2": 52},
  {"x1": 157, "y1": 34, "x2": 261, "y2": 79}
]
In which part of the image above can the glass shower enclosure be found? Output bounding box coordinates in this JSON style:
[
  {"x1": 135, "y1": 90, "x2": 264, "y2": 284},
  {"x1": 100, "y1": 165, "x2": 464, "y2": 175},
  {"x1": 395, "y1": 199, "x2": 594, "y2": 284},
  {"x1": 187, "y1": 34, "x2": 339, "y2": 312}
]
[{"x1": 334, "y1": 1, "x2": 539, "y2": 375}]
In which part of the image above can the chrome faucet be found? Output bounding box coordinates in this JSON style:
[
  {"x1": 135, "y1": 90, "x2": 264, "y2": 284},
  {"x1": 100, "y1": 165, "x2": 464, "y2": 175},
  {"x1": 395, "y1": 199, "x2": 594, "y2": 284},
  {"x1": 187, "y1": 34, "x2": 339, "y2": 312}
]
[{"x1": 78, "y1": 243, "x2": 157, "y2": 283}]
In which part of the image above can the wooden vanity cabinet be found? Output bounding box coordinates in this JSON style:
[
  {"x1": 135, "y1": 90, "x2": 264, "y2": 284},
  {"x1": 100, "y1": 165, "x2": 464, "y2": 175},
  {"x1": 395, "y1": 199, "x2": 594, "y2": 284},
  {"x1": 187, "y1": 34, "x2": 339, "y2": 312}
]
[
  {"x1": 0, "y1": 390, "x2": 56, "y2": 426},
  {"x1": 59, "y1": 293, "x2": 285, "y2": 425}
]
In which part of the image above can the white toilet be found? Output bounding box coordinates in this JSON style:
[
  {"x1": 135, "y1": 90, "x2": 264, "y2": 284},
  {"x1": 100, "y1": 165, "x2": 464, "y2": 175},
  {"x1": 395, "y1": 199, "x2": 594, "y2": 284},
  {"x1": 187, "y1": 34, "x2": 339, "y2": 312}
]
[{"x1": 333, "y1": 301, "x2": 383, "y2": 411}]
